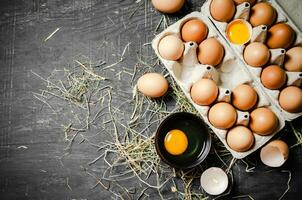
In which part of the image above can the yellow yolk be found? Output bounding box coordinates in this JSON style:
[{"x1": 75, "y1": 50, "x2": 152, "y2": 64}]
[
  {"x1": 164, "y1": 129, "x2": 188, "y2": 156},
  {"x1": 227, "y1": 20, "x2": 251, "y2": 45}
]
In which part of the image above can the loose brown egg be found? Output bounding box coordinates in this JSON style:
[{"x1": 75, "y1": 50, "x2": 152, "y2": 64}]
[
  {"x1": 227, "y1": 126, "x2": 254, "y2": 152},
  {"x1": 191, "y1": 79, "x2": 218, "y2": 106},
  {"x1": 158, "y1": 35, "x2": 184, "y2": 61},
  {"x1": 208, "y1": 102, "x2": 237, "y2": 129},
  {"x1": 181, "y1": 19, "x2": 208, "y2": 44},
  {"x1": 210, "y1": 0, "x2": 235, "y2": 22},
  {"x1": 249, "y1": 107, "x2": 278, "y2": 136},
  {"x1": 137, "y1": 73, "x2": 168, "y2": 98},
  {"x1": 233, "y1": 0, "x2": 256, "y2": 6},
  {"x1": 285, "y1": 47, "x2": 302, "y2": 72},
  {"x1": 244, "y1": 42, "x2": 270, "y2": 67},
  {"x1": 198, "y1": 38, "x2": 224, "y2": 66},
  {"x1": 279, "y1": 86, "x2": 302, "y2": 113},
  {"x1": 267, "y1": 23, "x2": 296, "y2": 49},
  {"x1": 151, "y1": 0, "x2": 185, "y2": 14},
  {"x1": 232, "y1": 84, "x2": 258, "y2": 110},
  {"x1": 250, "y1": 2, "x2": 276, "y2": 27},
  {"x1": 261, "y1": 65, "x2": 286, "y2": 90}
]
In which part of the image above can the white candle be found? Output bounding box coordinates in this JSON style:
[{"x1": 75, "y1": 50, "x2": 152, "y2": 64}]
[{"x1": 200, "y1": 167, "x2": 228, "y2": 195}]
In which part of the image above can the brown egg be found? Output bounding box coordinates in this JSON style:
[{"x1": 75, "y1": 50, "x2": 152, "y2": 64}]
[
  {"x1": 232, "y1": 84, "x2": 258, "y2": 110},
  {"x1": 261, "y1": 65, "x2": 286, "y2": 90},
  {"x1": 181, "y1": 19, "x2": 208, "y2": 44},
  {"x1": 191, "y1": 79, "x2": 218, "y2": 106},
  {"x1": 151, "y1": 0, "x2": 185, "y2": 14},
  {"x1": 250, "y1": 107, "x2": 278, "y2": 135},
  {"x1": 158, "y1": 35, "x2": 184, "y2": 61},
  {"x1": 279, "y1": 86, "x2": 302, "y2": 113},
  {"x1": 198, "y1": 38, "x2": 224, "y2": 66},
  {"x1": 208, "y1": 102, "x2": 237, "y2": 129},
  {"x1": 285, "y1": 47, "x2": 302, "y2": 72},
  {"x1": 233, "y1": 0, "x2": 256, "y2": 6},
  {"x1": 250, "y1": 2, "x2": 276, "y2": 27},
  {"x1": 137, "y1": 73, "x2": 168, "y2": 98},
  {"x1": 267, "y1": 23, "x2": 296, "y2": 49},
  {"x1": 227, "y1": 126, "x2": 254, "y2": 152},
  {"x1": 244, "y1": 42, "x2": 270, "y2": 67},
  {"x1": 210, "y1": 0, "x2": 235, "y2": 22}
]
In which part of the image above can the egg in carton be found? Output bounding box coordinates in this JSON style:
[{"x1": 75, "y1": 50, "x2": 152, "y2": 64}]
[
  {"x1": 151, "y1": 12, "x2": 285, "y2": 159},
  {"x1": 201, "y1": 0, "x2": 302, "y2": 121}
]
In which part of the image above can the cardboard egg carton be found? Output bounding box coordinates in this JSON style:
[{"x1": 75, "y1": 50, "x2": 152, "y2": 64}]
[
  {"x1": 151, "y1": 12, "x2": 285, "y2": 159},
  {"x1": 201, "y1": 0, "x2": 302, "y2": 121}
]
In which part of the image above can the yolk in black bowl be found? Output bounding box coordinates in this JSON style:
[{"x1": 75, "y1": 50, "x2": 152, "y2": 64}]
[
  {"x1": 164, "y1": 129, "x2": 188, "y2": 156},
  {"x1": 155, "y1": 112, "x2": 211, "y2": 169}
]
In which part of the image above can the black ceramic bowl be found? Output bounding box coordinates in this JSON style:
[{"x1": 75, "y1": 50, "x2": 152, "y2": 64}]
[{"x1": 155, "y1": 112, "x2": 211, "y2": 169}]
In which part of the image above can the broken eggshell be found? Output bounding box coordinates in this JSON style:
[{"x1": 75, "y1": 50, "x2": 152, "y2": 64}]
[
  {"x1": 200, "y1": 167, "x2": 229, "y2": 195},
  {"x1": 260, "y1": 139, "x2": 289, "y2": 167}
]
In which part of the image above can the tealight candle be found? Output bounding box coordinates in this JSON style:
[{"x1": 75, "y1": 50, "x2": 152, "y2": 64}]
[{"x1": 200, "y1": 167, "x2": 228, "y2": 195}]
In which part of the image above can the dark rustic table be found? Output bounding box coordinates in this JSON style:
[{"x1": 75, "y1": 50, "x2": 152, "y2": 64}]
[{"x1": 0, "y1": 0, "x2": 301, "y2": 199}]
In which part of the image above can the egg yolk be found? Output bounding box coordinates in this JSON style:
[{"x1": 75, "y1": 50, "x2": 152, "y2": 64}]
[
  {"x1": 227, "y1": 20, "x2": 251, "y2": 45},
  {"x1": 164, "y1": 129, "x2": 188, "y2": 156}
]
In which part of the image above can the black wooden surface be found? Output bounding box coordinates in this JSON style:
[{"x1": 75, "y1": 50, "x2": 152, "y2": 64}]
[{"x1": 0, "y1": 0, "x2": 301, "y2": 199}]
